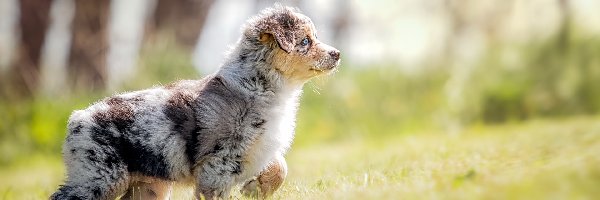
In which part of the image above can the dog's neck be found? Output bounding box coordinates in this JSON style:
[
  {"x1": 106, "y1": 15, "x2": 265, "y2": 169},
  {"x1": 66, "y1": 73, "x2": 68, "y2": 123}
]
[{"x1": 216, "y1": 44, "x2": 303, "y2": 97}]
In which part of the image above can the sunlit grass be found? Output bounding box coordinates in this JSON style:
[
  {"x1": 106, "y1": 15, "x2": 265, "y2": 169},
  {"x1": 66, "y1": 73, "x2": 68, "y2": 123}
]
[
  {"x1": 272, "y1": 117, "x2": 600, "y2": 199},
  {"x1": 2, "y1": 33, "x2": 600, "y2": 199},
  {"x1": 1, "y1": 117, "x2": 598, "y2": 199},
  {"x1": 0, "y1": 154, "x2": 63, "y2": 199}
]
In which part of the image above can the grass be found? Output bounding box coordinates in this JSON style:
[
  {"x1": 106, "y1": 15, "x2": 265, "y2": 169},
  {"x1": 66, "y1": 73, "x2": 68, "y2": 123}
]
[
  {"x1": 1, "y1": 116, "x2": 598, "y2": 199},
  {"x1": 2, "y1": 32, "x2": 600, "y2": 199},
  {"x1": 273, "y1": 116, "x2": 600, "y2": 200}
]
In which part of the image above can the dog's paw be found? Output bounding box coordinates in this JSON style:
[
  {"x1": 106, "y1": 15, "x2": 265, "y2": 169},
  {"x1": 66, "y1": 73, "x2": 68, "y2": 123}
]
[
  {"x1": 241, "y1": 178, "x2": 261, "y2": 198},
  {"x1": 240, "y1": 158, "x2": 287, "y2": 199}
]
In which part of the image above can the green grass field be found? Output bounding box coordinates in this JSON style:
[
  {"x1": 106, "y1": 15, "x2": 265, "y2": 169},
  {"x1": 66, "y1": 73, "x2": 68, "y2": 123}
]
[
  {"x1": 1, "y1": 37, "x2": 600, "y2": 199},
  {"x1": 1, "y1": 116, "x2": 598, "y2": 199}
]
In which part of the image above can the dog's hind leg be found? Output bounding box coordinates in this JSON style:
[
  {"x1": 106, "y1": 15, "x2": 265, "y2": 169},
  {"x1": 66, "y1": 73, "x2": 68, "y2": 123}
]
[
  {"x1": 51, "y1": 162, "x2": 129, "y2": 200},
  {"x1": 51, "y1": 139, "x2": 130, "y2": 200}
]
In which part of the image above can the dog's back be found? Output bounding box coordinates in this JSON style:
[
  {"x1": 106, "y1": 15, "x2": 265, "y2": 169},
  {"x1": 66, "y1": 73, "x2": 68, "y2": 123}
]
[{"x1": 55, "y1": 79, "x2": 208, "y2": 199}]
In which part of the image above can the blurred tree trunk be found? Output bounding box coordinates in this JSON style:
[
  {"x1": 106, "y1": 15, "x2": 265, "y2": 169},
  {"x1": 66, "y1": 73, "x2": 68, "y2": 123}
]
[
  {"x1": 0, "y1": 0, "x2": 19, "y2": 72},
  {"x1": 557, "y1": 0, "x2": 571, "y2": 51},
  {"x1": 0, "y1": 0, "x2": 53, "y2": 100},
  {"x1": 442, "y1": 0, "x2": 467, "y2": 61},
  {"x1": 535, "y1": 0, "x2": 571, "y2": 113},
  {"x1": 68, "y1": 0, "x2": 109, "y2": 91},
  {"x1": 330, "y1": 0, "x2": 350, "y2": 48},
  {"x1": 441, "y1": 0, "x2": 516, "y2": 126},
  {"x1": 151, "y1": 0, "x2": 216, "y2": 50},
  {"x1": 39, "y1": 0, "x2": 74, "y2": 96},
  {"x1": 105, "y1": 0, "x2": 153, "y2": 91},
  {"x1": 441, "y1": 0, "x2": 469, "y2": 131}
]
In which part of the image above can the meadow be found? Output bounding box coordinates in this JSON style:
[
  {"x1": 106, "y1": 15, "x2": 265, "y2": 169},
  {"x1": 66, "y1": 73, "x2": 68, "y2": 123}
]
[
  {"x1": 1, "y1": 114, "x2": 599, "y2": 199},
  {"x1": 1, "y1": 34, "x2": 600, "y2": 199}
]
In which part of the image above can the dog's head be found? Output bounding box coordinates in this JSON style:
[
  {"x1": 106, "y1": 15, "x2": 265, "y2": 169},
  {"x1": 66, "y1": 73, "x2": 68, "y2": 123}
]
[{"x1": 244, "y1": 5, "x2": 340, "y2": 82}]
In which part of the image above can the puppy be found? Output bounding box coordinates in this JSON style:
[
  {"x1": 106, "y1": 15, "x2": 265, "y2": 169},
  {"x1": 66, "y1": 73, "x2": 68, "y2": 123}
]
[{"x1": 51, "y1": 5, "x2": 340, "y2": 200}]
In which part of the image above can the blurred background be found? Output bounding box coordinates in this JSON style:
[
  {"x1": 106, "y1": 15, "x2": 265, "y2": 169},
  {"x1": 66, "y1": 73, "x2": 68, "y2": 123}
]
[{"x1": 1, "y1": 0, "x2": 600, "y2": 198}]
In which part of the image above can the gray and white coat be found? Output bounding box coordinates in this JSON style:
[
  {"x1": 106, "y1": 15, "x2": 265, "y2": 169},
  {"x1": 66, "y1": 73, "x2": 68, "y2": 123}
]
[{"x1": 51, "y1": 5, "x2": 340, "y2": 200}]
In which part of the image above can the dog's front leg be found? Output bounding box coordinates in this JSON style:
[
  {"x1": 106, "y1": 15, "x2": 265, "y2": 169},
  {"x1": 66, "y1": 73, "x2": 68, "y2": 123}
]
[
  {"x1": 241, "y1": 154, "x2": 287, "y2": 199},
  {"x1": 195, "y1": 155, "x2": 241, "y2": 200}
]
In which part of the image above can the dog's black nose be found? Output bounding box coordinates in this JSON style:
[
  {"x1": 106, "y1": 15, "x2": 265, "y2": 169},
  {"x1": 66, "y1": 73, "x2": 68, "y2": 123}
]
[{"x1": 329, "y1": 50, "x2": 340, "y2": 60}]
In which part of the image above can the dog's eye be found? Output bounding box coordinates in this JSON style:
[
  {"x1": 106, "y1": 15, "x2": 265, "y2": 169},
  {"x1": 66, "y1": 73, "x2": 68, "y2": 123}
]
[{"x1": 301, "y1": 38, "x2": 310, "y2": 46}]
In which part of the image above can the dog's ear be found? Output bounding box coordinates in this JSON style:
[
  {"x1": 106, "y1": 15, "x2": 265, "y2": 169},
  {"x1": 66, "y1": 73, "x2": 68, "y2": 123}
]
[
  {"x1": 257, "y1": 13, "x2": 296, "y2": 53},
  {"x1": 259, "y1": 30, "x2": 294, "y2": 53}
]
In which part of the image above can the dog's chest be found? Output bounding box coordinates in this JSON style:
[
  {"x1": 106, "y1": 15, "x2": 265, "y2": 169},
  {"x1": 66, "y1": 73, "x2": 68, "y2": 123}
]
[{"x1": 242, "y1": 90, "x2": 300, "y2": 178}]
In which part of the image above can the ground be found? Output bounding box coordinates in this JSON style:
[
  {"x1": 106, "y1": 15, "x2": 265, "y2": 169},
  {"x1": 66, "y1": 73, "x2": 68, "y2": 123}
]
[{"x1": 1, "y1": 117, "x2": 599, "y2": 199}]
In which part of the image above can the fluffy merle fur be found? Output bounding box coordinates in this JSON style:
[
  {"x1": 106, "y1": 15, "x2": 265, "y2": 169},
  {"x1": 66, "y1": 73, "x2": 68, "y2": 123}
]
[{"x1": 51, "y1": 5, "x2": 339, "y2": 200}]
